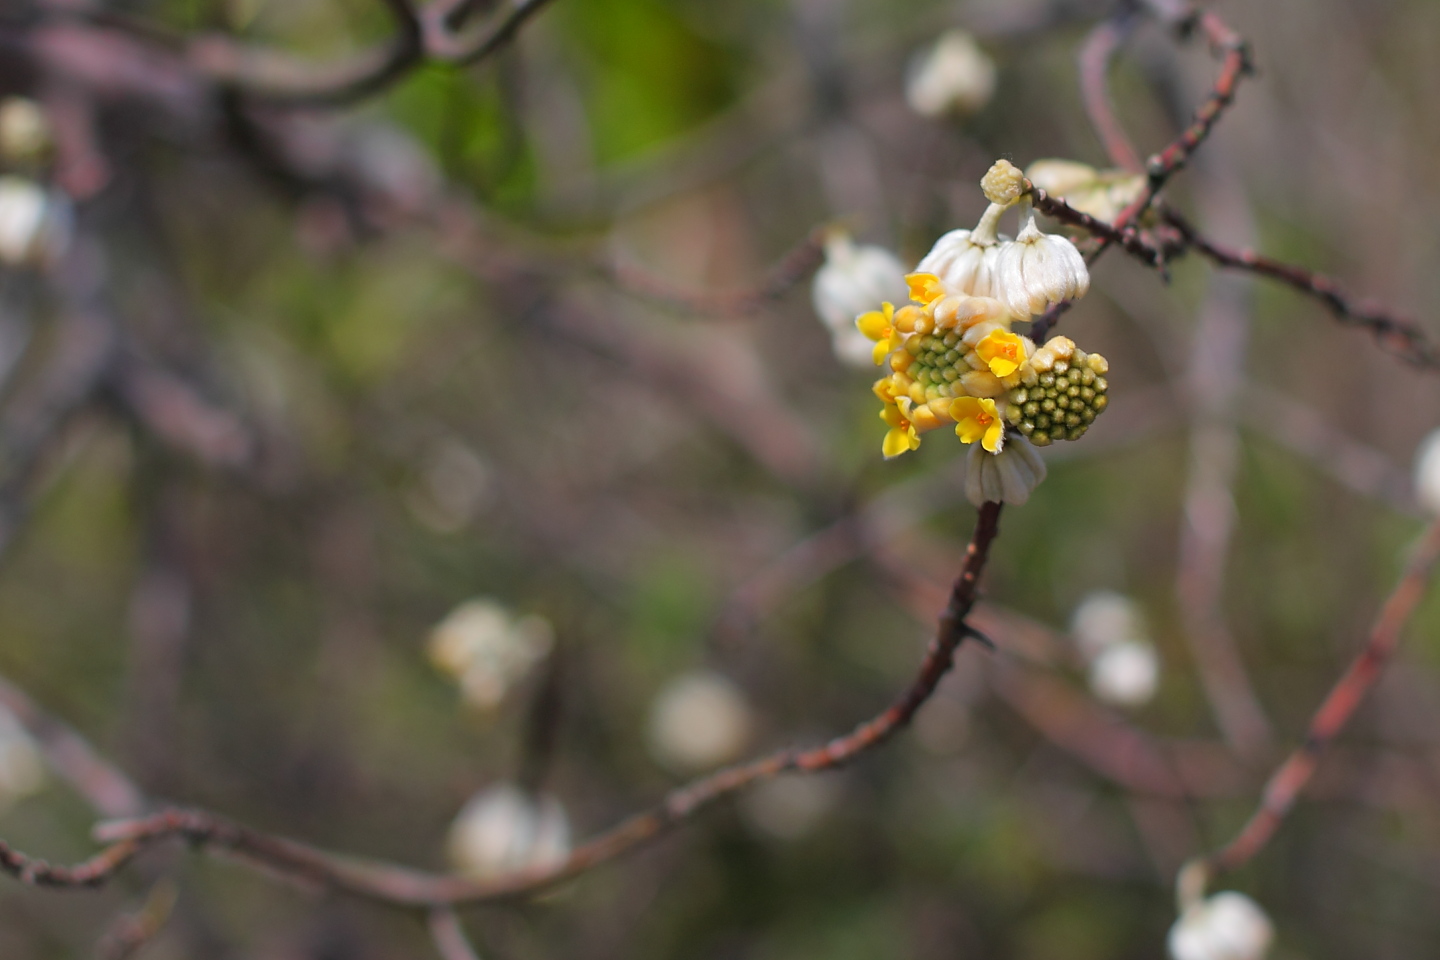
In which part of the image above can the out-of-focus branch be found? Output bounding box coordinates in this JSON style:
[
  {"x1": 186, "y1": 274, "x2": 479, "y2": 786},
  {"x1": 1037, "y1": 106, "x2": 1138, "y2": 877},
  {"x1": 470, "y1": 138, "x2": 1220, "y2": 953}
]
[
  {"x1": 0, "y1": 504, "x2": 1005, "y2": 907},
  {"x1": 94, "y1": 881, "x2": 178, "y2": 960},
  {"x1": 1163, "y1": 210, "x2": 1440, "y2": 370},
  {"x1": 1205, "y1": 518, "x2": 1440, "y2": 876},
  {"x1": 1031, "y1": 4, "x2": 1253, "y2": 342},
  {"x1": 0, "y1": 675, "x2": 146, "y2": 819},
  {"x1": 429, "y1": 908, "x2": 485, "y2": 960},
  {"x1": 1078, "y1": 11, "x2": 1143, "y2": 172}
]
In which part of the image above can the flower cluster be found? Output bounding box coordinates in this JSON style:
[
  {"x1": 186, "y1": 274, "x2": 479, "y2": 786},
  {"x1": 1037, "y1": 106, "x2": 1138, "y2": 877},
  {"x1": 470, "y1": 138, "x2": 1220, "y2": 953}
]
[{"x1": 857, "y1": 160, "x2": 1111, "y2": 505}]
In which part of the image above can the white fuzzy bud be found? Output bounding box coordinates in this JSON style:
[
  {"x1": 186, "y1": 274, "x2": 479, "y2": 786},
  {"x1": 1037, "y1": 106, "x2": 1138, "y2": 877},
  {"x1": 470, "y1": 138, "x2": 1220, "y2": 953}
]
[
  {"x1": 812, "y1": 233, "x2": 909, "y2": 367},
  {"x1": 428, "y1": 599, "x2": 553, "y2": 711},
  {"x1": 0, "y1": 177, "x2": 68, "y2": 267},
  {"x1": 447, "y1": 783, "x2": 570, "y2": 878},
  {"x1": 647, "y1": 671, "x2": 754, "y2": 773},
  {"x1": 0, "y1": 99, "x2": 52, "y2": 167},
  {"x1": 1088, "y1": 639, "x2": 1159, "y2": 707},
  {"x1": 1027, "y1": 158, "x2": 1146, "y2": 225},
  {"x1": 1070, "y1": 590, "x2": 1147, "y2": 660},
  {"x1": 963, "y1": 435, "x2": 1047, "y2": 507},
  {"x1": 904, "y1": 31, "x2": 996, "y2": 119},
  {"x1": 1168, "y1": 892, "x2": 1274, "y2": 960},
  {"x1": 981, "y1": 159, "x2": 1025, "y2": 206},
  {"x1": 994, "y1": 212, "x2": 1090, "y2": 318},
  {"x1": 1414, "y1": 428, "x2": 1440, "y2": 515}
]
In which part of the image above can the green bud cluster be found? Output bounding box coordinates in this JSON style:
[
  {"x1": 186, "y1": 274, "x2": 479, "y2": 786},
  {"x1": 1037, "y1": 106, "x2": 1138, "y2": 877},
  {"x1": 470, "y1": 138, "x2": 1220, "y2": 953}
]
[
  {"x1": 1004, "y1": 352, "x2": 1109, "y2": 446},
  {"x1": 906, "y1": 330, "x2": 971, "y2": 401}
]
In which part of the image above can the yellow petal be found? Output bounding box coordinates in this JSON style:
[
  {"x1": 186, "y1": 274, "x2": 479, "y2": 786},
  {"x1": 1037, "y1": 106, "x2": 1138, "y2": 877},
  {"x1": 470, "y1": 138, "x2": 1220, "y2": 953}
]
[
  {"x1": 856, "y1": 303, "x2": 895, "y2": 341},
  {"x1": 976, "y1": 329, "x2": 1026, "y2": 379},
  {"x1": 905, "y1": 273, "x2": 945, "y2": 306},
  {"x1": 983, "y1": 418, "x2": 1005, "y2": 453}
]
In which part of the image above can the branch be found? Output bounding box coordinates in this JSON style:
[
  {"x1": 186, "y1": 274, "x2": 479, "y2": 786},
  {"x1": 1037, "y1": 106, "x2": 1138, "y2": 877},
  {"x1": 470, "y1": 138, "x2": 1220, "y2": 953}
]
[
  {"x1": 1204, "y1": 518, "x2": 1440, "y2": 875},
  {"x1": 1030, "y1": 6, "x2": 1253, "y2": 342},
  {"x1": 429, "y1": 908, "x2": 485, "y2": 960},
  {"x1": 1077, "y1": 11, "x2": 1143, "y2": 172},
  {"x1": 1163, "y1": 210, "x2": 1440, "y2": 370},
  {"x1": 0, "y1": 503, "x2": 1004, "y2": 907}
]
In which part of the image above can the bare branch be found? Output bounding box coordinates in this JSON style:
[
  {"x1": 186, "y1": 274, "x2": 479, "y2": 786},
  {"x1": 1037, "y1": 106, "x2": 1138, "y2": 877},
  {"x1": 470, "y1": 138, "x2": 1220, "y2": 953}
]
[{"x1": 1205, "y1": 518, "x2": 1440, "y2": 875}]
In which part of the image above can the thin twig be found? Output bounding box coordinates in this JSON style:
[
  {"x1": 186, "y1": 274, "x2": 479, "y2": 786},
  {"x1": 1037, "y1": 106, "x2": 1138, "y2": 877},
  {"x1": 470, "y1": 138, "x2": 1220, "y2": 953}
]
[
  {"x1": 1078, "y1": 11, "x2": 1143, "y2": 172},
  {"x1": 0, "y1": 504, "x2": 1004, "y2": 907},
  {"x1": 429, "y1": 908, "x2": 485, "y2": 960},
  {"x1": 1163, "y1": 210, "x2": 1440, "y2": 370},
  {"x1": 1205, "y1": 518, "x2": 1440, "y2": 875},
  {"x1": 1031, "y1": 6, "x2": 1253, "y2": 342}
]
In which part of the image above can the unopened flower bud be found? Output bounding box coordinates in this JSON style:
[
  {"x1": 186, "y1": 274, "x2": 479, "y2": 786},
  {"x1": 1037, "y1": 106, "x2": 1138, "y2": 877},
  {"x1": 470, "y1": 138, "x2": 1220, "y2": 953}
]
[
  {"x1": 0, "y1": 99, "x2": 52, "y2": 168},
  {"x1": 1026, "y1": 158, "x2": 1146, "y2": 225},
  {"x1": 448, "y1": 783, "x2": 570, "y2": 878},
  {"x1": 1088, "y1": 639, "x2": 1159, "y2": 707},
  {"x1": 994, "y1": 212, "x2": 1090, "y2": 317},
  {"x1": 428, "y1": 599, "x2": 553, "y2": 711},
  {"x1": 981, "y1": 159, "x2": 1025, "y2": 206},
  {"x1": 0, "y1": 177, "x2": 68, "y2": 267},
  {"x1": 904, "y1": 31, "x2": 996, "y2": 119},
  {"x1": 812, "y1": 232, "x2": 909, "y2": 367},
  {"x1": 1071, "y1": 590, "x2": 1146, "y2": 659},
  {"x1": 1168, "y1": 891, "x2": 1274, "y2": 960},
  {"x1": 647, "y1": 671, "x2": 754, "y2": 773},
  {"x1": 963, "y1": 435, "x2": 1046, "y2": 506}
]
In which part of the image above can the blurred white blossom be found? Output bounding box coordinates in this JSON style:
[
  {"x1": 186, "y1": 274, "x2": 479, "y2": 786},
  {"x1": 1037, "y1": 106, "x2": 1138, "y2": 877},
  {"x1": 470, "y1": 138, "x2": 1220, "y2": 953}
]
[
  {"x1": 0, "y1": 98, "x2": 52, "y2": 168},
  {"x1": 905, "y1": 31, "x2": 996, "y2": 119},
  {"x1": 447, "y1": 782, "x2": 570, "y2": 878},
  {"x1": 0, "y1": 177, "x2": 69, "y2": 267},
  {"x1": 1071, "y1": 590, "x2": 1147, "y2": 660},
  {"x1": 428, "y1": 599, "x2": 553, "y2": 711},
  {"x1": 1088, "y1": 639, "x2": 1159, "y2": 707},
  {"x1": 1168, "y1": 891, "x2": 1274, "y2": 960},
  {"x1": 811, "y1": 232, "x2": 909, "y2": 367},
  {"x1": 1414, "y1": 427, "x2": 1440, "y2": 515},
  {"x1": 647, "y1": 671, "x2": 753, "y2": 774},
  {"x1": 1071, "y1": 591, "x2": 1159, "y2": 707}
]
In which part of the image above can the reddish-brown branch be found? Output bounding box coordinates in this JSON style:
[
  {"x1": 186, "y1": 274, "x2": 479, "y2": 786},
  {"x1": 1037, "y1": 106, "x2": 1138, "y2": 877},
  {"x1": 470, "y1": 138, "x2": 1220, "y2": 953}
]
[
  {"x1": 1205, "y1": 519, "x2": 1440, "y2": 875},
  {"x1": 1163, "y1": 211, "x2": 1440, "y2": 370},
  {"x1": 1031, "y1": 6, "x2": 1252, "y2": 342},
  {"x1": 1078, "y1": 13, "x2": 1143, "y2": 173},
  {"x1": 0, "y1": 504, "x2": 1003, "y2": 908}
]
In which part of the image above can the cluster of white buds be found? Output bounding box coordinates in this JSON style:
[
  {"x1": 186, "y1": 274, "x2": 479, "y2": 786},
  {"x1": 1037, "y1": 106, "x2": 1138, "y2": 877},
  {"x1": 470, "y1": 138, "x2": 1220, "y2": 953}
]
[
  {"x1": 1071, "y1": 591, "x2": 1159, "y2": 708},
  {"x1": 857, "y1": 160, "x2": 1103, "y2": 506},
  {"x1": 1168, "y1": 863, "x2": 1274, "y2": 960},
  {"x1": 0, "y1": 98, "x2": 66, "y2": 269},
  {"x1": 428, "y1": 598, "x2": 554, "y2": 711},
  {"x1": 905, "y1": 30, "x2": 997, "y2": 119},
  {"x1": 1026, "y1": 159, "x2": 1146, "y2": 227},
  {"x1": 811, "y1": 231, "x2": 910, "y2": 368},
  {"x1": 1414, "y1": 427, "x2": 1440, "y2": 515},
  {"x1": 447, "y1": 782, "x2": 570, "y2": 878},
  {"x1": 646, "y1": 670, "x2": 754, "y2": 774}
]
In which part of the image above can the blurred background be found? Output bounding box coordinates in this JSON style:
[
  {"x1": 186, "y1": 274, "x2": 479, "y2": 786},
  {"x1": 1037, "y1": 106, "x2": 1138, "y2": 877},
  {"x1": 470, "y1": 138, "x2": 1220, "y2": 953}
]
[{"x1": 0, "y1": 0, "x2": 1438, "y2": 956}]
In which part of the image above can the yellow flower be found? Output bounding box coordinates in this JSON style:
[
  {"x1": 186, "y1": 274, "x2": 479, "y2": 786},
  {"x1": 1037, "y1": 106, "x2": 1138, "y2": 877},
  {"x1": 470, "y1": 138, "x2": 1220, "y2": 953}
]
[
  {"x1": 857, "y1": 302, "x2": 902, "y2": 365},
  {"x1": 881, "y1": 398, "x2": 922, "y2": 459},
  {"x1": 951, "y1": 396, "x2": 1004, "y2": 453},
  {"x1": 975, "y1": 329, "x2": 1026, "y2": 378},
  {"x1": 905, "y1": 272, "x2": 946, "y2": 306}
]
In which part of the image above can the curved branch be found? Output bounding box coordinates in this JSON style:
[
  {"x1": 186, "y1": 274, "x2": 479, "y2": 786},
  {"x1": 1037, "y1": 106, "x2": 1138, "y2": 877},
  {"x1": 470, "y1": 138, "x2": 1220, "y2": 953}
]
[{"x1": 0, "y1": 503, "x2": 1004, "y2": 908}]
